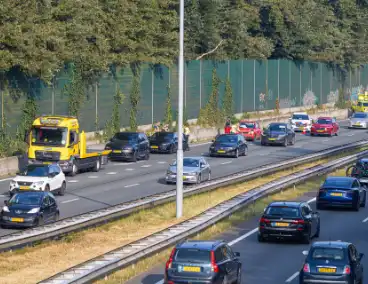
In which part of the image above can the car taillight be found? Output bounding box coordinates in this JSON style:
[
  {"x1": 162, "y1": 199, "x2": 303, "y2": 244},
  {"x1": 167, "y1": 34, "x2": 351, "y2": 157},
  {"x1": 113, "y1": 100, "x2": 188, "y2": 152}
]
[
  {"x1": 165, "y1": 248, "x2": 176, "y2": 270},
  {"x1": 292, "y1": 219, "x2": 305, "y2": 224},
  {"x1": 303, "y1": 263, "x2": 310, "y2": 273},
  {"x1": 343, "y1": 265, "x2": 351, "y2": 274},
  {"x1": 260, "y1": 217, "x2": 270, "y2": 224},
  {"x1": 210, "y1": 250, "x2": 219, "y2": 272}
]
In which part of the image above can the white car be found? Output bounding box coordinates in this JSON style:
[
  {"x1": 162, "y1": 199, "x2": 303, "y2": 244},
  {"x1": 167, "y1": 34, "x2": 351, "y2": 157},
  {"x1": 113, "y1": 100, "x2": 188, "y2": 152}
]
[
  {"x1": 9, "y1": 164, "x2": 66, "y2": 196},
  {"x1": 289, "y1": 112, "x2": 313, "y2": 132},
  {"x1": 349, "y1": 112, "x2": 368, "y2": 129}
]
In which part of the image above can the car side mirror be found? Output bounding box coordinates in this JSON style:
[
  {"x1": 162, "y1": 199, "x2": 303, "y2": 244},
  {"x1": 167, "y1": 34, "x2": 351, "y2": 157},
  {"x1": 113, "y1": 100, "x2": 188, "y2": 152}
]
[
  {"x1": 4, "y1": 200, "x2": 8, "y2": 206},
  {"x1": 302, "y1": 250, "x2": 309, "y2": 256},
  {"x1": 263, "y1": 207, "x2": 266, "y2": 212},
  {"x1": 234, "y1": 252, "x2": 240, "y2": 257},
  {"x1": 200, "y1": 164, "x2": 205, "y2": 168},
  {"x1": 359, "y1": 253, "x2": 364, "y2": 260}
]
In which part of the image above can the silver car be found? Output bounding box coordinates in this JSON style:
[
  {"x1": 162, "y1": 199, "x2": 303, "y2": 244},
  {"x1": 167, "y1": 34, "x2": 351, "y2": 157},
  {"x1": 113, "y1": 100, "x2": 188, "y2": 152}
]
[
  {"x1": 165, "y1": 157, "x2": 211, "y2": 184},
  {"x1": 349, "y1": 112, "x2": 368, "y2": 129}
]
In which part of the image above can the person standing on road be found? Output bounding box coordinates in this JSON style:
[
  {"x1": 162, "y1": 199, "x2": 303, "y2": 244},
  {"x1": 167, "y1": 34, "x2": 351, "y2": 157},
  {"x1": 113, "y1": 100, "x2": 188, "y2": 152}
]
[{"x1": 224, "y1": 117, "x2": 231, "y2": 134}]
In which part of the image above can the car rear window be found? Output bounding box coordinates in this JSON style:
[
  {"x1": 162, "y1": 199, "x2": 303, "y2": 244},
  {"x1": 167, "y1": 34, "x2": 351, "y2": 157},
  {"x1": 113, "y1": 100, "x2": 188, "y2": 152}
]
[
  {"x1": 265, "y1": 206, "x2": 300, "y2": 217},
  {"x1": 239, "y1": 122, "x2": 255, "y2": 128},
  {"x1": 316, "y1": 119, "x2": 332, "y2": 124},
  {"x1": 323, "y1": 179, "x2": 352, "y2": 188},
  {"x1": 292, "y1": 114, "x2": 309, "y2": 120},
  {"x1": 311, "y1": 248, "x2": 345, "y2": 260},
  {"x1": 174, "y1": 248, "x2": 210, "y2": 262}
]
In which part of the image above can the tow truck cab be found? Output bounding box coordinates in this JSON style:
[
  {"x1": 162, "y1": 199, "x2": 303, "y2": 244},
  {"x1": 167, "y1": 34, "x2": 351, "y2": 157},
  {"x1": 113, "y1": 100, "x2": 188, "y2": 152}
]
[
  {"x1": 26, "y1": 115, "x2": 110, "y2": 176},
  {"x1": 352, "y1": 93, "x2": 368, "y2": 113}
]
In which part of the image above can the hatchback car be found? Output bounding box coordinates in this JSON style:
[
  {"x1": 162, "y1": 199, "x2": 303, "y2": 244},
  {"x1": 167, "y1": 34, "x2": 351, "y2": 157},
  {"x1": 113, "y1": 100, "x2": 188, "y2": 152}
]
[
  {"x1": 105, "y1": 132, "x2": 150, "y2": 162},
  {"x1": 149, "y1": 132, "x2": 190, "y2": 153},
  {"x1": 310, "y1": 117, "x2": 339, "y2": 136},
  {"x1": 316, "y1": 176, "x2": 366, "y2": 211},
  {"x1": 258, "y1": 201, "x2": 320, "y2": 244},
  {"x1": 209, "y1": 134, "x2": 248, "y2": 158},
  {"x1": 0, "y1": 191, "x2": 60, "y2": 228},
  {"x1": 237, "y1": 120, "x2": 262, "y2": 141},
  {"x1": 164, "y1": 240, "x2": 242, "y2": 284},
  {"x1": 349, "y1": 112, "x2": 368, "y2": 129},
  {"x1": 299, "y1": 241, "x2": 364, "y2": 284},
  {"x1": 166, "y1": 157, "x2": 211, "y2": 184},
  {"x1": 261, "y1": 122, "x2": 295, "y2": 146},
  {"x1": 9, "y1": 164, "x2": 66, "y2": 197}
]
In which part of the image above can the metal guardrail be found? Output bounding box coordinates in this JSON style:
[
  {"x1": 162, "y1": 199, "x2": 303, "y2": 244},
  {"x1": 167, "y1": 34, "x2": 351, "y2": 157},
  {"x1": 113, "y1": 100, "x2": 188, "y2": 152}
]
[
  {"x1": 0, "y1": 140, "x2": 367, "y2": 253},
  {"x1": 39, "y1": 148, "x2": 368, "y2": 284}
]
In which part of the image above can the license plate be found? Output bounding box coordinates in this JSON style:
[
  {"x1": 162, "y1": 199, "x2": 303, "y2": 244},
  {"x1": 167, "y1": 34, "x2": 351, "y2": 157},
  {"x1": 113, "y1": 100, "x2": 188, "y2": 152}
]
[
  {"x1": 10, "y1": 218, "x2": 24, "y2": 223},
  {"x1": 318, "y1": 267, "x2": 336, "y2": 273},
  {"x1": 150, "y1": 146, "x2": 158, "y2": 149},
  {"x1": 274, "y1": 222, "x2": 289, "y2": 227},
  {"x1": 43, "y1": 161, "x2": 52, "y2": 165},
  {"x1": 268, "y1": 138, "x2": 276, "y2": 141},
  {"x1": 183, "y1": 176, "x2": 187, "y2": 180},
  {"x1": 217, "y1": 150, "x2": 225, "y2": 153},
  {"x1": 19, "y1": 186, "x2": 30, "y2": 190},
  {"x1": 299, "y1": 127, "x2": 304, "y2": 130},
  {"x1": 183, "y1": 266, "x2": 201, "y2": 272},
  {"x1": 113, "y1": 150, "x2": 122, "y2": 153},
  {"x1": 330, "y1": 192, "x2": 343, "y2": 197},
  {"x1": 317, "y1": 130, "x2": 324, "y2": 132}
]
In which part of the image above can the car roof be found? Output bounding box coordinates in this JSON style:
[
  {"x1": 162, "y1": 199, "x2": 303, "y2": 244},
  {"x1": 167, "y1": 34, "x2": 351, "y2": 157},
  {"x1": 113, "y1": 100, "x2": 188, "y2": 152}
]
[
  {"x1": 176, "y1": 240, "x2": 224, "y2": 250},
  {"x1": 13, "y1": 190, "x2": 48, "y2": 196},
  {"x1": 218, "y1": 133, "x2": 238, "y2": 136},
  {"x1": 360, "y1": 158, "x2": 368, "y2": 163},
  {"x1": 312, "y1": 241, "x2": 351, "y2": 249},
  {"x1": 269, "y1": 122, "x2": 287, "y2": 126},
  {"x1": 268, "y1": 201, "x2": 303, "y2": 208},
  {"x1": 293, "y1": 112, "x2": 308, "y2": 115},
  {"x1": 183, "y1": 157, "x2": 202, "y2": 160},
  {"x1": 239, "y1": 120, "x2": 256, "y2": 123},
  {"x1": 116, "y1": 131, "x2": 141, "y2": 135},
  {"x1": 317, "y1": 116, "x2": 333, "y2": 119},
  {"x1": 324, "y1": 176, "x2": 355, "y2": 183}
]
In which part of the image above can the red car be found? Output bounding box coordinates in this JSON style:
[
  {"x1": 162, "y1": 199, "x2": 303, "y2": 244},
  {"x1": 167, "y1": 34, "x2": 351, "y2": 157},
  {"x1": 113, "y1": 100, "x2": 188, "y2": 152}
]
[
  {"x1": 237, "y1": 120, "x2": 262, "y2": 141},
  {"x1": 311, "y1": 117, "x2": 339, "y2": 136}
]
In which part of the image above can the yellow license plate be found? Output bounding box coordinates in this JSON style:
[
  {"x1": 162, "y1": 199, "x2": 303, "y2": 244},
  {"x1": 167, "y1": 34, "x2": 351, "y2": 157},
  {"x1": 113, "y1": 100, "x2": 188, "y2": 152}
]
[
  {"x1": 317, "y1": 130, "x2": 324, "y2": 132},
  {"x1": 10, "y1": 218, "x2": 24, "y2": 223},
  {"x1": 330, "y1": 192, "x2": 343, "y2": 196},
  {"x1": 217, "y1": 150, "x2": 225, "y2": 153},
  {"x1": 299, "y1": 127, "x2": 304, "y2": 130},
  {"x1": 275, "y1": 222, "x2": 289, "y2": 227},
  {"x1": 150, "y1": 146, "x2": 158, "y2": 149},
  {"x1": 113, "y1": 150, "x2": 122, "y2": 153},
  {"x1": 19, "y1": 186, "x2": 30, "y2": 190},
  {"x1": 43, "y1": 161, "x2": 52, "y2": 164},
  {"x1": 318, "y1": 267, "x2": 336, "y2": 273},
  {"x1": 183, "y1": 176, "x2": 187, "y2": 180},
  {"x1": 183, "y1": 266, "x2": 201, "y2": 272},
  {"x1": 268, "y1": 138, "x2": 276, "y2": 141}
]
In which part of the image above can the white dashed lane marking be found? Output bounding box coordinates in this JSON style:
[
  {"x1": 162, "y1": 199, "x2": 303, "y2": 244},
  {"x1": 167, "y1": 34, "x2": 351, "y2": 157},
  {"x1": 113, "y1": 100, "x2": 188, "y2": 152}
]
[
  {"x1": 106, "y1": 172, "x2": 117, "y2": 175},
  {"x1": 141, "y1": 165, "x2": 152, "y2": 168},
  {"x1": 221, "y1": 161, "x2": 232, "y2": 165},
  {"x1": 61, "y1": 198, "x2": 79, "y2": 204},
  {"x1": 362, "y1": 216, "x2": 368, "y2": 223},
  {"x1": 125, "y1": 168, "x2": 134, "y2": 171},
  {"x1": 157, "y1": 161, "x2": 166, "y2": 164},
  {"x1": 88, "y1": 176, "x2": 98, "y2": 179},
  {"x1": 124, "y1": 183, "x2": 139, "y2": 188},
  {"x1": 68, "y1": 180, "x2": 79, "y2": 183}
]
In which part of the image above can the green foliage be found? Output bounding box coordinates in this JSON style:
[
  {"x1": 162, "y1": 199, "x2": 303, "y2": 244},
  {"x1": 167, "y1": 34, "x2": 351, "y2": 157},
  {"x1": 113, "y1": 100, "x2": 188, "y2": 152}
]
[
  {"x1": 335, "y1": 88, "x2": 348, "y2": 109},
  {"x1": 222, "y1": 77, "x2": 234, "y2": 119},
  {"x1": 65, "y1": 64, "x2": 86, "y2": 117},
  {"x1": 16, "y1": 95, "x2": 37, "y2": 142},
  {"x1": 129, "y1": 73, "x2": 141, "y2": 131},
  {"x1": 164, "y1": 85, "x2": 173, "y2": 129},
  {"x1": 275, "y1": 98, "x2": 280, "y2": 114}
]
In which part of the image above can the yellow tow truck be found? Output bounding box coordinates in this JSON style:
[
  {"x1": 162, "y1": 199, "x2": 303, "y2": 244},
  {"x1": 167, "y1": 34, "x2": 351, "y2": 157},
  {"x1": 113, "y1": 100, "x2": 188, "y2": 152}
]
[
  {"x1": 25, "y1": 115, "x2": 111, "y2": 176},
  {"x1": 352, "y1": 92, "x2": 368, "y2": 113}
]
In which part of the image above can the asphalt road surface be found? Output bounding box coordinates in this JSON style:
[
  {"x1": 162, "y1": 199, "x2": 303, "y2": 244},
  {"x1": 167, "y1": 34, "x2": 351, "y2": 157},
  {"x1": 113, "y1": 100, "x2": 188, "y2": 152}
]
[
  {"x1": 125, "y1": 191, "x2": 368, "y2": 284},
  {"x1": 0, "y1": 120, "x2": 366, "y2": 237}
]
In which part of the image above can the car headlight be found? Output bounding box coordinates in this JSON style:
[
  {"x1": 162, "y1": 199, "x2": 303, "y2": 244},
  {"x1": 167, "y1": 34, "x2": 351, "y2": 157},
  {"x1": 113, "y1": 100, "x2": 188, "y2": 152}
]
[
  {"x1": 105, "y1": 146, "x2": 111, "y2": 150},
  {"x1": 2, "y1": 206, "x2": 9, "y2": 212},
  {"x1": 33, "y1": 181, "x2": 44, "y2": 186},
  {"x1": 186, "y1": 172, "x2": 197, "y2": 176},
  {"x1": 167, "y1": 170, "x2": 174, "y2": 175},
  {"x1": 27, "y1": 208, "x2": 40, "y2": 214}
]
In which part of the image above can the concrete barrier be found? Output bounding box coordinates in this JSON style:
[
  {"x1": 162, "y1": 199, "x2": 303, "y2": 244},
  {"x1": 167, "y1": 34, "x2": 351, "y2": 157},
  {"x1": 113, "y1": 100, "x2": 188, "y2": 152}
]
[{"x1": 0, "y1": 156, "x2": 20, "y2": 177}]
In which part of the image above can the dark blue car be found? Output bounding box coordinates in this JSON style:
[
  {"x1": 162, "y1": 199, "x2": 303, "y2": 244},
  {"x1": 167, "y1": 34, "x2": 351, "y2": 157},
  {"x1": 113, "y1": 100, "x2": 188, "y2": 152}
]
[
  {"x1": 164, "y1": 240, "x2": 242, "y2": 284},
  {"x1": 316, "y1": 176, "x2": 366, "y2": 211},
  {"x1": 299, "y1": 241, "x2": 364, "y2": 284},
  {"x1": 209, "y1": 134, "x2": 248, "y2": 158}
]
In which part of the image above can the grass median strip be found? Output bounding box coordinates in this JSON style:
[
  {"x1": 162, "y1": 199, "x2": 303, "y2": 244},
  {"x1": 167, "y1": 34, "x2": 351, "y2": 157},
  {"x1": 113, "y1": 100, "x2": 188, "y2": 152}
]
[
  {"x1": 0, "y1": 150, "x2": 361, "y2": 284},
  {"x1": 95, "y1": 167, "x2": 348, "y2": 284}
]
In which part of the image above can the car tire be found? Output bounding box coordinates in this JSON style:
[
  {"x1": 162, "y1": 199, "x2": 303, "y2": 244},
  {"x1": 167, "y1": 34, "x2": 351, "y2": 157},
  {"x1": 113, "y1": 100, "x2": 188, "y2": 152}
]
[
  {"x1": 169, "y1": 145, "x2": 174, "y2": 154},
  {"x1": 283, "y1": 139, "x2": 288, "y2": 147},
  {"x1": 311, "y1": 133, "x2": 314, "y2": 136},
  {"x1": 315, "y1": 220, "x2": 320, "y2": 238},
  {"x1": 197, "y1": 174, "x2": 201, "y2": 184},
  {"x1": 234, "y1": 149, "x2": 239, "y2": 158},
  {"x1": 361, "y1": 193, "x2": 366, "y2": 207},
  {"x1": 236, "y1": 268, "x2": 242, "y2": 284},
  {"x1": 54, "y1": 212, "x2": 60, "y2": 222},
  {"x1": 290, "y1": 136, "x2": 295, "y2": 145},
  {"x1": 208, "y1": 172, "x2": 211, "y2": 181},
  {"x1": 37, "y1": 216, "x2": 44, "y2": 227},
  {"x1": 70, "y1": 162, "x2": 78, "y2": 177},
  {"x1": 243, "y1": 146, "x2": 248, "y2": 156},
  {"x1": 261, "y1": 140, "x2": 266, "y2": 146},
  {"x1": 58, "y1": 182, "x2": 66, "y2": 196},
  {"x1": 131, "y1": 151, "x2": 138, "y2": 162},
  {"x1": 92, "y1": 158, "x2": 101, "y2": 172},
  {"x1": 144, "y1": 150, "x2": 150, "y2": 160},
  {"x1": 45, "y1": 184, "x2": 50, "y2": 192},
  {"x1": 257, "y1": 234, "x2": 265, "y2": 242},
  {"x1": 222, "y1": 275, "x2": 229, "y2": 284},
  {"x1": 302, "y1": 231, "x2": 310, "y2": 244},
  {"x1": 354, "y1": 200, "x2": 360, "y2": 211},
  {"x1": 335, "y1": 131, "x2": 338, "y2": 136}
]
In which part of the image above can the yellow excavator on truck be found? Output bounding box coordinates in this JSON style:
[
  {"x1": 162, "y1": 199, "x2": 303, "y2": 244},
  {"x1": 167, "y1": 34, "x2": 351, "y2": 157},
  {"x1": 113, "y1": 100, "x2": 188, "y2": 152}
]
[
  {"x1": 352, "y1": 92, "x2": 368, "y2": 113},
  {"x1": 25, "y1": 115, "x2": 111, "y2": 176}
]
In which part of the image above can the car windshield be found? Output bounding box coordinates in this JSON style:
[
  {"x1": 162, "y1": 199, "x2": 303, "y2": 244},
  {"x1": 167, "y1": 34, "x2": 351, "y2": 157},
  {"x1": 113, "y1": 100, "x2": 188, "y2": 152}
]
[
  {"x1": 316, "y1": 119, "x2": 332, "y2": 124},
  {"x1": 352, "y1": 113, "x2": 367, "y2": 118},
  {"x1": 20, "y1": 165, "x2": 49, "y2": 177},
  {"x1": 292, "y1": 114, "x2": 309, "y2": 120},
  {"x1": 265, "y1": 206, "x2": 300, "y2": 217},
  {"x1": 151, "y1": 132, "x2": 174, "y2": 141},
  {"x1": 31, "y1": 127, "x2": 68, "y2": 146},
  {"x1": 311, "y1": 248, "x2": 345, "y2": 260},
  {"x1": 113, "y1": 133, "x2": 138, "y2": 142},
  {"x1": 268, "y1": 124, "x2": 286, "y2": 132},
  {"x1": 215, "y1": 135, "x2": 238, "y2": 143},
  {"x1": 239, "y1": 122, "x2": 255, "y2": 128},
  {"x1": 9, "y1": 193, "x2": 42, "y2": 206},
  {"x1": 172, "y1": 158, "x2": 200, "y2": 167},
  {"x1": 174, "y1": 248, "x2": 210, "y2": 263},
  {"x1": 323, "y1": 179, "x2": 352, "y2": 188}
]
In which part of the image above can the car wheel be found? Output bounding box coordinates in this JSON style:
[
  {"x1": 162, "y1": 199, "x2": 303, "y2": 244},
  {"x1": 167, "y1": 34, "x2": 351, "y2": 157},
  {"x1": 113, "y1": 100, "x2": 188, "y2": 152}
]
[
  {"x1": 311, "y1": 133, "x2": 314, "y2": 136},
  {"x1": 54, "y1": 212, "x2": 60, "y2": 222},
  {"x1": 291, "y1": 136, "x2": 296, "y2": 145},
  {"x1": 92, "y1": 158, "x2": 101, "y2": 172},
  {"x1": 354, "y1": 199, "x2": 360, "y2": 211},
  {"x1": 45, "y1": 184, "x2": 50, "y2": 192},
  {"x1": 335, "y1": 131, "x2": 338, "y2": 136},
  {"x1": 58, "y1": 182, "x2": 66, "y2": 196},
  {"x1": 131, "y1": 151, "x2": 137, "y2": 162},
  {"x1": 37, "y1": 216, "x2": 44, "y2": 227},
  {"x1": 315, "y1": 220, "x2": 320, "y2": 238},
  {"x1": 283, "y1": 139, "x2": 288, "y2": 147},
  {"x1": 243, "y1": 146, "x2": 248, "y2": 156},
  {"x1": 361, "y1": 192, "x2": 366, "y2": 207},
  {"x1": 144, "y1": 150, "x2": 150, "y2": 160},
  {"x1": 196, "y1": 174, "x2": 202, "y2": 184},
  {"x1": 257, "y1": 234, "x2": 265, "y2": 242},
  {"x1": 261, "y1": 140, "x2": 266, "y2": 146},
  {"x1": 169, "y1": 145, "x2": 174, "y2": 154},
  {"x1": 208, "y1": 172, "x2": 211, "y2": 181},
  {"x1": 234, "y1": 149, "x2": 239, "y2": 158},
  {"x1": 70, "y1": 162, "x2": 78, "y2": 177},
  {"x1": 302, "y1": 231, "x2": 310, "y2": 244},
  {"x1": 236, "y1": 268, "x2": 242, "y2": 284},
  {"x1": 222, "y1": 275, "x2": 229, "y2": 284}
]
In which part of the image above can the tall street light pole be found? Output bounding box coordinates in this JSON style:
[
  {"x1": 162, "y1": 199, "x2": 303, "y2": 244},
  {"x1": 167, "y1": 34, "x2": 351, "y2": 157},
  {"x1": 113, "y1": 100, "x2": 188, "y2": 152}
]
[{"x1": 176, "y1": 0, "x2": 184, "y2": 218}]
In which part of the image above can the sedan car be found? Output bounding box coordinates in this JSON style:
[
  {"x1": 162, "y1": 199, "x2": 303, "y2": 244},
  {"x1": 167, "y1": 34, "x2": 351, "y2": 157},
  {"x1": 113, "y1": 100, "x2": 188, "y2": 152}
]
[
  {"x1": 349, "y1": 112, "x2": 368, "y2": 129},
  {"x1": 260, "y1": 122, "x2": 295, "y2": 146},
  {"x1": 9, "y1": 164, "x2": 66, "y2": 196},
  {"x1": 164, "y1": 240, "x2": 242, "y2": 284},
  {"x1": 166, "y1": 157, "x2": 211, "y2": 184},
  {"x1": 209, "y1": 134, "x2": 248, "y2": 158},
  {"x1": 258, "y1": 201, "x2": 320, "y2": 244},
  {"x1": 237, "y1": 120, "x2": 262, "y2": 141},
  {"x1": 0, "y1": 191, "x2": 60, "y2": 228},
  {"x1": 149, "y1": 132, "x2": 190, "y2": 153},
  {"x1": 299, "y1": 241, "x2": 364, "y2": 284},
  {"x1": 310, "y1": 117, "x2": 339, "y2": 136},
  {"x1": 289, "y1": 112, "x2": 313, "y2": 132},
  {"x1": 105, "y1": 132, "x2": 150, "y2": 162},
  {"x1": 316, "y1": 176, "x2": 366, "y2": 211}
]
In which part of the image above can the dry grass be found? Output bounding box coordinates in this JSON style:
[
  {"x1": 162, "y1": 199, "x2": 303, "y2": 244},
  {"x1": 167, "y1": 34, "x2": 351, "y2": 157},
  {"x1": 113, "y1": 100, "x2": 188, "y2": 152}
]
[
  {"x1": 0, "y1": 153, "x2": 357, "y2": 284},
  {"x1": 96, "y1": 167, "x2": 347, "y2": 284}
]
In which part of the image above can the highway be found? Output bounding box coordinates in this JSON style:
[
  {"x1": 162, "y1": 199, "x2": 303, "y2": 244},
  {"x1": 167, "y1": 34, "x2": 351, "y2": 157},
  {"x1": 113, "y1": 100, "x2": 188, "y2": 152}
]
[
  {"x1": 125, "y1": 191, "x2": 368, "y2": 284},
  {"x1": 0, "y1": 120, "x2": 366, "y2": 237}
]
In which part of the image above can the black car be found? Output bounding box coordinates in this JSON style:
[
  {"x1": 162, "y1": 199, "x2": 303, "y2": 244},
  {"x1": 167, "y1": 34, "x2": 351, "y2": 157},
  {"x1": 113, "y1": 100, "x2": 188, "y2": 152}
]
[
  {"x1": 0, "y1": 191, "x2": 59, "y2": 228},
  {"x1": 261, "y1": 122, "x2": 295, "y2": 146},
  {"x1": 299, "y1": 241, "x2": 364, "y2": 284},
  {"x1": 209, "y1": 134, "x2": 248, "y2": 158},
  {"x1": 105, "y1": 132, "x2": 150, "y2": 162},
  {"x1": 149, "y1": 132, "x2": 190, "y2": 153},
  {"x1": 316, "y1": 176, "x2": 366, "y2": 211},
  {"x1": 258, "y1": 201, "x2": 320, "y2": 244},
  {"x1": 164, "y1": 240, "x2": 242, "y2": 284}
]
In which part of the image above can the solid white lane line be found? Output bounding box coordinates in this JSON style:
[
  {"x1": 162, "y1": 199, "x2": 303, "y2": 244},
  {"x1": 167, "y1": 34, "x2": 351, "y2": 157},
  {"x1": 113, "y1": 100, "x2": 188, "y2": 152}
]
[
  {"x1": 88, "y1": 176, "x2": 98, "y2": 178},
  {"x1": 61, "y1": 198, "x2": 79, "y2": 204},
  {"x1": 154, "y1": 280, "x2": 164, "y2": 284},
  {"x1": 362, "y1": 216, "x2": 368, "y2": 223},
  {"x1": 192, "y1": 142, "x2": 211, "y2": 147},
  {"x1": 285, "y1": 271, "x2": 299, "y2": 283},
  {"x1": 141, "y1": 165, "x2": 152, "y2": 168},
  {"x1": 113, "y1": 162, "x2": 133, "y2": 166},
  {"x1": 221, "y1": 161, "x2": 232, "y2": 165},
  {"x1": 307, "y1": 197, "x2": 316, "y2": 204},
  {"x1": 124, "y1": 183, "x2": 139, "y2": 188},
  {"x1": 322, "y1": 139, "x2": 329, "y2": 142},
  {"x1": 68, "y1": 180, "x2": 79, "y2": 183},
  {"x1": 347, "y1": 133, "x2": 354, "y2": 137},
  {"x1": 125, "y1": 168, "x2": 134, "y2": 171},
  {"x1": 106, "y1": 172, "x2": 117, "y2": 175},
  {"x1": 0, "y1": 177, "x2": 13, "y2": 182}
]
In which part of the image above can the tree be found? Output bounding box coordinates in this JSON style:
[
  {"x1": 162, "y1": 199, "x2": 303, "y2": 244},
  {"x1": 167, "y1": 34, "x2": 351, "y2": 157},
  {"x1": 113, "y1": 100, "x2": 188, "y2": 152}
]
[
  {"x1": 102, "y1": 88, "x2": 125, "y2": 142},
  {"x1": 164, "y1": 84, "x2": 173, "y2": 129},
  {"x1": 65, "y1": 64, "x2": 86, "y2": 118},
  {"x1": 129, "y1": 72, "x2": 141, "y2": 131},
  {"x1": 222, "y1": 77, "x2": 234, "y2": 119}
]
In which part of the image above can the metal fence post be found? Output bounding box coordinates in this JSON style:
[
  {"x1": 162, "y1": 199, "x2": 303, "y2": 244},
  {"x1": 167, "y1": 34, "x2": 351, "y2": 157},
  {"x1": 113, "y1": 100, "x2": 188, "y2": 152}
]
[
  {"x1": 277, "y1": 59, "x2": 280, "y2": 100},
  {"x1": 52, "y1": 77, "x2": 55, "y2": 115},
  {"x1": 199, "y1": 60, "x2": 202, "y2": 110},
  {"x1": 95, "y1": 81, "x2": 98, "y2": 129},
  {"x1": 253, "y1": 60, "x2": 256, "y2": 111},
  {"x1": 359, "y1": 67, "x2": 361, "y2": 86},
  {"x1": 330, "y1": 71, "x2": 332, "y2": 92},
  {"x1": 241, "y1": 60, "x2": 244, "y2": 113},
  {"x1": 310, "y1": 68, "x2": 313, "y2": 92},
  {"x1": 227, "y1": 60, "x2": 230, "y2": 78},
  {"x1": 151, "y1": 68, "x2": 154, "y2": 125},
  {"x1": 320, "y1": 63, "x2": 322, "y2": 104},
  {"x1": 289, "y1": 61, "x2": 291, "y2": 101},
  {"x1": 184, "y1": 63, "x2": 187, "y2": 108},
  {"x1": 349, "y1": 69, "x2": 352, "y2": 91},
  {"x1": 299, "y1": 65, "x2": 302, "y2": 106}
]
